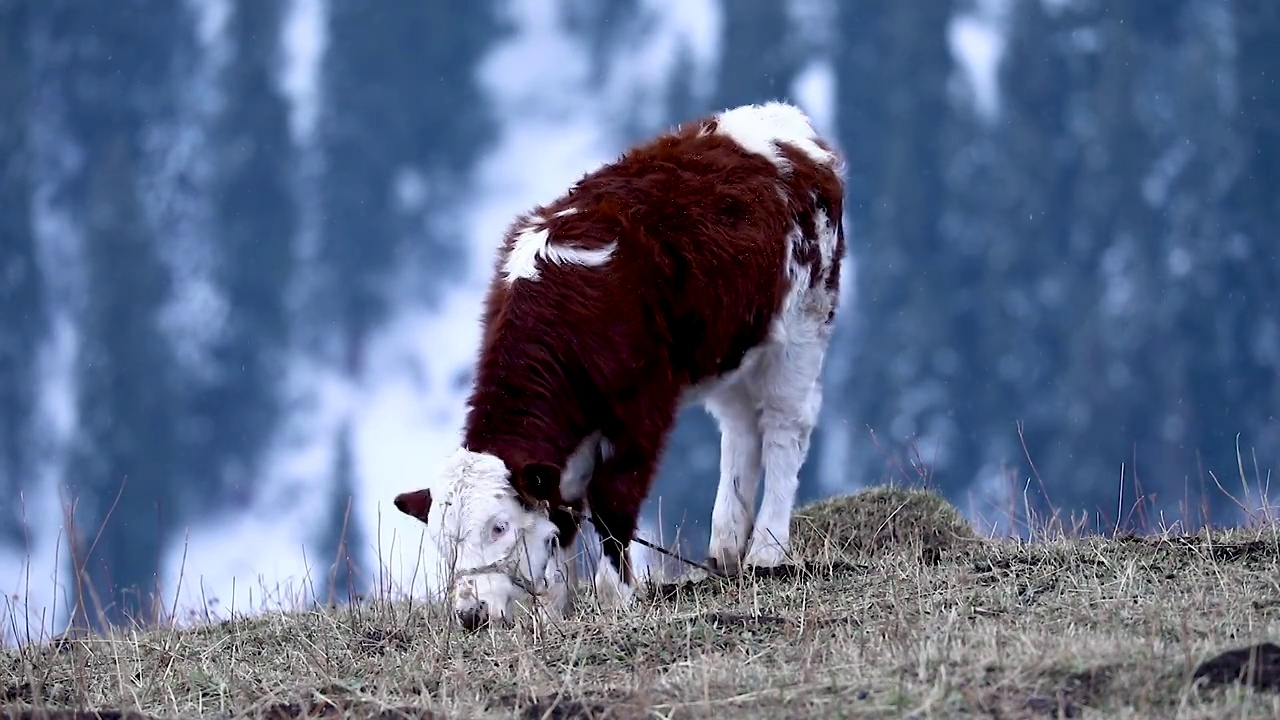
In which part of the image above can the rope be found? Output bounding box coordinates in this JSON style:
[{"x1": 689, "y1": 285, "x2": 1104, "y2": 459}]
[{"x1": 555, "y1": 502, "x2": 726, "y2": 579}]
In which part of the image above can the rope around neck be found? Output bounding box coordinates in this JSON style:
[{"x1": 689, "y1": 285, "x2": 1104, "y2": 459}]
[{"x1": 452, "y1": 539, "x2": 547, "y2": 597}]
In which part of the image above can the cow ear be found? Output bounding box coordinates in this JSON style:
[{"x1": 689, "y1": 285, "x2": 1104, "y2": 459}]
[
  {"x1": 518, "y1": 463, "x2": 561, "y2": 502},
  {"x1": 393, "y1": 489, "x2": 433, "y2": 524}
]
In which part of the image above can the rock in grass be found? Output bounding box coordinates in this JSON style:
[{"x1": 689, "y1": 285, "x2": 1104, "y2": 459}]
[{"x1": 1192, "y1": 642, "x2": 1280, "y2": 692}]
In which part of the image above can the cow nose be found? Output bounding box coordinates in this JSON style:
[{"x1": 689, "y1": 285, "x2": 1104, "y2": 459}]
[{"x1": 457, "y1": 602, "x2": 488, "y2": 631}]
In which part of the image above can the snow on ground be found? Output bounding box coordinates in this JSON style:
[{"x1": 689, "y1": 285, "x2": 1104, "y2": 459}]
[{"x1": 0, "y1": 319, "x2": 79, "y2": 646}]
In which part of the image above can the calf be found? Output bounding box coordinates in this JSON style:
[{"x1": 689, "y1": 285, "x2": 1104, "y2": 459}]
[{"x1": 394, "y1": 101, "x2": 846, "y2": 630}]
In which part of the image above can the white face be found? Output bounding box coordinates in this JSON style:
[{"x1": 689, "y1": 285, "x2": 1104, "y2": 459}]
[{"x1": 396, "y1": 449, "x2": 562, "y2": 630}]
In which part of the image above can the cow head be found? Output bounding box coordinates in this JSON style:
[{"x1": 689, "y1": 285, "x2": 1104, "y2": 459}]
[{"x1": 393, "y1": 448, "x2": 566, "y2": 630}]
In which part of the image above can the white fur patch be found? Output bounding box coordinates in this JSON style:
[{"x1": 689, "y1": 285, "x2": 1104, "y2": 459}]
[
  {"x1": 501, "y1": 217, "x2": 617, "y2": 284},
  {"x1": 436, "y1": 449, "x2": 513, "y2": 540},
  {"x1": 714, "y1": 101, "x2": 836, "y2": 170},
  {"x1": 561, "y1": 431, "x2": 603, "y2": 502},
  {"x1": 558, "y1": 431, "x2": 617, "y2": 503},
  {"x1": 813, "y1": 206, "x2": 839, "y2": 269}
]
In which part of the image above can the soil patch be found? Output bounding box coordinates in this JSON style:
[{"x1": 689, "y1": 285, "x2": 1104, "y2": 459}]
[
  {"x1": 3, "y1": 682, "x2": 33, "y2": 703},
  {"x1": 0, "y1": 707, "x2": 154, "y2": 712},
  {"x1": 255, "y1": 698, "x2": 437, "y2": 719},
  {"x1": 967, "y1": 664, "x2": 1114, "y2": 719},
  {"x1": 1118, "y1": 533, "x2": 1280, "y2": 565},
  {"x1": 492, "y1": 692, "x2": 643, "y2": 720},
  {"x1": 702, "y1": 611, "x2": 791, "y2": 630},
  {"x1": 646, "y1": 559, "x2": 868, "y2": 603}
]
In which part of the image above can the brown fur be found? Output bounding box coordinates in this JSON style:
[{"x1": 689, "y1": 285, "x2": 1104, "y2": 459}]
[{"x1": 446, "y1": 110, "x2": 845, "y2": 584}]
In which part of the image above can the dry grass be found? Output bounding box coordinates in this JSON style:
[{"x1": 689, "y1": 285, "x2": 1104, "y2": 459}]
[{"x1": 4, "y1": 486, "x2": 1280, "y2": 719}]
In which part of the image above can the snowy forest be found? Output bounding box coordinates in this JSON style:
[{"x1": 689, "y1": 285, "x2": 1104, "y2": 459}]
[{"x1": 0, "y1": 0, "x2": 1277, "y2": 642}]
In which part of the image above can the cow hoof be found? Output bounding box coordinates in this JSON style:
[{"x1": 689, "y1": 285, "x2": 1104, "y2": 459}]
[
  {"x1": 594, "y1": 562, "x2": 636, "y2": 610},
  {"x1": 743, "y1": 539, "x2": 790, "y2": 570},
  {"x1": 705, "y1": 553, "x2": 743, "y2": 577}
]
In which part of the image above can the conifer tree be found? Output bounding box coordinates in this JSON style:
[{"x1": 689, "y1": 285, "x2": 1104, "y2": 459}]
[
  {"x1": 833, "y1": 2, "x2": 959, "y2": 494},
  {"x1": 48, "y1": 0, "x2": 191, "y2": 629},
  {"x1": 184, "y1": 0, "x2": 297, "y2": 513},
  {"x1": 69, "y1": 135, "x2": 179, "y2": 629},
  {"x1": 0, "y1": 0, "x2": 44, "y2": 549},
  {"x1": 315, "y1": 0, "x2": 506, "y2": 376}
]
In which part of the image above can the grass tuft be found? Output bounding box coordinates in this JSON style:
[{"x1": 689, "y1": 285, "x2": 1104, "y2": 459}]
[{"x1": 790, "y1": 484, "x2": 983, "y2": 563}]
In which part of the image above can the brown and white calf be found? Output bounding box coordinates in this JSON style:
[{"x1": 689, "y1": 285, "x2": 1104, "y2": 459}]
[{"x1": 393, "y1": 101, "x2": 846, "y2": 630}]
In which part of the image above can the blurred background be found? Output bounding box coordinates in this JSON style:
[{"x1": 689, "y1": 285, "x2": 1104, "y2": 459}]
[{"x1": 1, "y1": 0, "x2": 1277, "y2": 643}]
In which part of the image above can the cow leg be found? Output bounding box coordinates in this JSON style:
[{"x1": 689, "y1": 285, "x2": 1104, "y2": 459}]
[
  {"x1": 535, "y1": 543, "x2": 572, "y2": 621},
  {"x1": 588, "y1": 439, "x2": 670, "y2": 610},
  {"x1": 744, "y1": 332, "x2": 830, "y2": 571},
  {"x1": 704, "y1": 379, "x2": 763, "y2": 575},
  {"x1": 586, "y1": 394, "x2": 677, "y2": 610},
  {"x1": 538, "y1": 502, "x2": 583, "y2": 618},
  {"x1": 533, "y1": 431, "x2": 604, "y2": 618},
  {"x1": 585, "y1": 479, "x2": 641, "y2": 610}
]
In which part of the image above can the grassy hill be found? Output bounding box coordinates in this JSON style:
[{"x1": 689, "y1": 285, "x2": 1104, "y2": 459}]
[{"x1": 3, "y1": 486, "x2": 1280, "y2": 718}]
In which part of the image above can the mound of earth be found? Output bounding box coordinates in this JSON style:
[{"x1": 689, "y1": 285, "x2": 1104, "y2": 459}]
[{"x1": 789, "y1": 484, "x2": 982, "y2": 561}]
